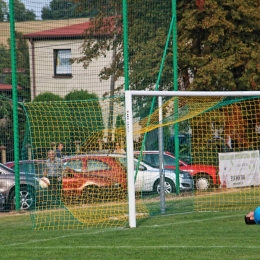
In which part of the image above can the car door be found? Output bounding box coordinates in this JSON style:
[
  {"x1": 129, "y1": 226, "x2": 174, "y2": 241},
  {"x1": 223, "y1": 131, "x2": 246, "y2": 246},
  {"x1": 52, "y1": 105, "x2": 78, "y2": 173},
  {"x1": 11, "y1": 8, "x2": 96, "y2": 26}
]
[
  {"x1": 134, "y1": 161, "x2": 157, "y2": 192},
  {"x1": 134, "y1": 160, "x2": 146, "y2": 191}
]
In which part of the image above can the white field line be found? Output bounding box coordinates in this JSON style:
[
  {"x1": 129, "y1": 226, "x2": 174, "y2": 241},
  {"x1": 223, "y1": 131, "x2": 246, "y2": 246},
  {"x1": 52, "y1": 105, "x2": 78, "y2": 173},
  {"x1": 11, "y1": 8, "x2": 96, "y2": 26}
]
[
  {"x1": 4, "y1": 213, "x2": 244, "y2": 248},
  {"x1": 8, "y1": 245, "x2": 260, "y2": 249}
]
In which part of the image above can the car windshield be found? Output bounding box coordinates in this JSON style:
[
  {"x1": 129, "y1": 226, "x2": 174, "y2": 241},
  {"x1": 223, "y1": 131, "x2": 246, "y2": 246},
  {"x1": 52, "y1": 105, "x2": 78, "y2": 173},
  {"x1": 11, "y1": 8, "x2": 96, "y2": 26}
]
[
  {"x1": 135, "y1": 154, "x2": 177, "y2": 168},
  {"x1": 117, "y1": 157, "x2": 150, "y2": 169},
  {"x1": 11, "y1": 162, "x2": 45, "y2": 176}
]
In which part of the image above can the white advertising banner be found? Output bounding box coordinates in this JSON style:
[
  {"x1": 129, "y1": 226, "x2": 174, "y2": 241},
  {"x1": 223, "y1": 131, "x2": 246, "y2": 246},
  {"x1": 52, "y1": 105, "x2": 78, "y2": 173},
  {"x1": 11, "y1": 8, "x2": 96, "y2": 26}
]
[{"x1": 218, "y1": 150, "x2": 260, "y2": 188}]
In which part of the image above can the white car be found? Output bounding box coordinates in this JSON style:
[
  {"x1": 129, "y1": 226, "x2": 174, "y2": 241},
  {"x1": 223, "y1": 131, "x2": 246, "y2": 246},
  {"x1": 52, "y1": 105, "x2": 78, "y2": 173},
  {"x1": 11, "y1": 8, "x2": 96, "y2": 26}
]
[{"x1": 116, "y1": 156, "x2": 194, "y2": 194}]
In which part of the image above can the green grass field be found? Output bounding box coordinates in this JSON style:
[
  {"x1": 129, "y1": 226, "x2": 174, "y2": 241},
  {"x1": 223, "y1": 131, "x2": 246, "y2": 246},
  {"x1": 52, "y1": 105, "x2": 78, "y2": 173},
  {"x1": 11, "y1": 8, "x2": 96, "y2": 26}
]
[{"x1": 1, "y1": 209, "x2": 259, "y2": 260}]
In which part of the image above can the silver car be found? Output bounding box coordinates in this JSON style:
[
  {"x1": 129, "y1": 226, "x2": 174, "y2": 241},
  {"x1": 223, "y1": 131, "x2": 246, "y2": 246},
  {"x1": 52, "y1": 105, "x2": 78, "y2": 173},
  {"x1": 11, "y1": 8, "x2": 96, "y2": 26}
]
[
  {"x1": 0, "y1": 162, "x2": 40, "y2": 211},
  {"x1": 114, "y1": 155, "x2": 194, "y2": 194},
  {"x1": 134, "y1": 160, "x2": 193, "y2": 194}
]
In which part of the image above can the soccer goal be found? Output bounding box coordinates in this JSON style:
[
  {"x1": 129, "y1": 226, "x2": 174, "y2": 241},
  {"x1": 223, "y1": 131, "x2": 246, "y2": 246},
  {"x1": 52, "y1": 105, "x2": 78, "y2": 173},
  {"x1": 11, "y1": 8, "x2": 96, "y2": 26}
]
[
  {"x1": 125, "y1": 90, "x2": 260, "y2": 228},
  {"x1": 20, "y1": 90, "x2": 260, "y2": 230}
]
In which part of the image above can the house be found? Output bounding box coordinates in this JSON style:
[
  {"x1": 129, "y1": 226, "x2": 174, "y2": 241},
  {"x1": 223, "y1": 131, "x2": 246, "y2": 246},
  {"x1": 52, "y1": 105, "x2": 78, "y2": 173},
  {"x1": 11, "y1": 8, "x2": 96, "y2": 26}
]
[
  {"x1": 23, "y1": 19, "x2": 123, "y2": 100},
  {"x1": 23, "y1": 19, "x2": 125, "y2": 141},
  {"x1": 0, "y1": 84, "x2": 23, "y2": 101}
]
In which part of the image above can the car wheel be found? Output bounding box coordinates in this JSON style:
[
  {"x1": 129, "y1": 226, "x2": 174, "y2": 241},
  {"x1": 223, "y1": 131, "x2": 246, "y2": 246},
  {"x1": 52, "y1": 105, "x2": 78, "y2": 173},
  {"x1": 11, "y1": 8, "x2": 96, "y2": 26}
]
[
  {"x1": 82, "y1": 186, "x2": 99, "y2": 203},
  {"x1": 10, "y1": 186, "x2": 35, "y2": 210},
  {"x1": 153, "y1": 178, "x2": 176, "y2": 194},
  {"x1": 194, "y1": 174, "x2": 212, "y2": 191}
]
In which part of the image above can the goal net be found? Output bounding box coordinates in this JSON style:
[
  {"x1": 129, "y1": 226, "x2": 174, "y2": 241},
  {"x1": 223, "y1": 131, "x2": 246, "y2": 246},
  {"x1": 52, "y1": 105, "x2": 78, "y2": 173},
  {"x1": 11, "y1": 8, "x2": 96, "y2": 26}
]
[
  {"x1": 125, "y1": 90, "x2": 260, "y2": 227},
  {"x1": 21, "y1": 91, "x2": 260, "y2": 229},
  {"x1": 21, "y1": 97, "x2": 149, "y2": 230}
]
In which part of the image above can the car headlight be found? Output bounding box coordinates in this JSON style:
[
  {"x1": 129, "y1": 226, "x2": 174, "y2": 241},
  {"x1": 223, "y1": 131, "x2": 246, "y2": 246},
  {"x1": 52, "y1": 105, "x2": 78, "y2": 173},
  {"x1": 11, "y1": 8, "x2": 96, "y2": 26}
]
[{"x1": 180, "y1": 170, "x2": 192, "y2": 179}]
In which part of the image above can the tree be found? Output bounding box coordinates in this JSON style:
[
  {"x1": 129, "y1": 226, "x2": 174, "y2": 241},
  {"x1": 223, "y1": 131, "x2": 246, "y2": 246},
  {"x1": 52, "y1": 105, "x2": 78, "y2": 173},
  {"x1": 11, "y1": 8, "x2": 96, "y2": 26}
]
[
  {"x1": 3, "y1": 32, "x2": 31, "y2": 101},
  {"x1": 6, "y1": 0, "x2": 36, "y2": 22},
  {"x1": 0, "y1": 44, "x2": 10, "y2": 72},
  {"x1": 73, "y1": 0, "x2": 260, "y2": 93},
  {"x1": 0, "y1": 31, "x2": 30, "y2": 161},
  {"x1": 115, "y1": 114, "x2": 125, "y2": 142},
  {"x1": 64, "y1": 90, "x2": 104, "y2": 151},
  {"x1": 0, "y1": 0, "x2": 7, "y2": 21},
  {"x1": 41, "y1": 0, "x2": 94, "y2": 20},
  {"x1": 41, "y1": 6, "x2": 53, "y2": 20},
  {"x1": 178, "y1": 0, "x2": 260, "y2": 91},
  {"x1": 68, "y1": 0, "x2": 260, "y2": 140},
  {"x1": 71, "y1": 1, "x2": 176, "y2": 122}
]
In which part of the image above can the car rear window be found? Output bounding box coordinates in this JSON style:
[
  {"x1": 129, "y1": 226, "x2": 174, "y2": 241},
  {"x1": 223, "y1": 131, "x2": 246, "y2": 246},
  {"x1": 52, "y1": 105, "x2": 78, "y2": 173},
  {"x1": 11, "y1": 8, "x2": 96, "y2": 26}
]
[
  {"x1": 64, "y1": 160, "x2": 82, "y2": 172},
  {"x1": 87, "y1": 160, "x2": 110, "y2": 171}
]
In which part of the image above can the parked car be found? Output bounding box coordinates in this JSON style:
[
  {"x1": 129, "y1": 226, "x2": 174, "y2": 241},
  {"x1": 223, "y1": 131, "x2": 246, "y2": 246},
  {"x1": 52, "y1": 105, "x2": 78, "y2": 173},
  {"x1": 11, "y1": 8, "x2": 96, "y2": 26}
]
[
  {"x1": 0, "y1": 191, "x2": 5, "y2": 211},
  {"x1": 61, "y1": 155, "x2": 127, "y2": 201},
  {"x1": 63, "y1": 155, "x2": 127, "y2": 184},
  {"x1": 4, "y1": 160, "x2": 45, "y2": 174},
  {"x1": 3, "y1": 159, "x2": 124, "y2": 209},
  {"x1": 134, "y1": 151, "x2": 219, "y2": 191},
  {"x1": 117, "y1": 156, "x2": 193, "y2": 194},
  {"x1": 63, "y1": 154, "x2": 193, "y2": 194},
  {"x1": 0, "y1": 162, "x2": 37, "y2": 211}
]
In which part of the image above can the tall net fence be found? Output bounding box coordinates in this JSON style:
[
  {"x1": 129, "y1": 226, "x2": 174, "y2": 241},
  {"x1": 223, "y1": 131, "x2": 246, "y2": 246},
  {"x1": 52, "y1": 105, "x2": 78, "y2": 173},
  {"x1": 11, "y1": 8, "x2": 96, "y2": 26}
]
[{"x1": 1, "y1": 0, "x2": 260, "y2": 229}]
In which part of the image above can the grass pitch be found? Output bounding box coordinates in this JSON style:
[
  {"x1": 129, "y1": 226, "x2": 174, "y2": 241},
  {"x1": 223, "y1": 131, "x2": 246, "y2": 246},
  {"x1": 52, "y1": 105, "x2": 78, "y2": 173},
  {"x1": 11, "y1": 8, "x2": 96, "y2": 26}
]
[{"x1": 1, "y1": 209, "x2": 259, "y2": 260}]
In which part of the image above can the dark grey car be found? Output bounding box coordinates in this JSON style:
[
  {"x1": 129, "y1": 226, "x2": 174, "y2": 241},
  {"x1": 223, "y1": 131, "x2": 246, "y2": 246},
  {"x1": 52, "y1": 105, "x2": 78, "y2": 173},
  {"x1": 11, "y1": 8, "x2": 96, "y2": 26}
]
[{"x1": 0, "y1": 162, "x2": 40, "y2": 211}]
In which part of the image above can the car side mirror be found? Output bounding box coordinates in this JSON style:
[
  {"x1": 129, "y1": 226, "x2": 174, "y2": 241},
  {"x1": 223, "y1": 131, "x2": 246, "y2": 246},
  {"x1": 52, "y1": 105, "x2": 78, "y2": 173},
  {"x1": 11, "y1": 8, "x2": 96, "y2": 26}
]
[{"x1": 139, "y1": 165, "x2": 146, "y2": 171}]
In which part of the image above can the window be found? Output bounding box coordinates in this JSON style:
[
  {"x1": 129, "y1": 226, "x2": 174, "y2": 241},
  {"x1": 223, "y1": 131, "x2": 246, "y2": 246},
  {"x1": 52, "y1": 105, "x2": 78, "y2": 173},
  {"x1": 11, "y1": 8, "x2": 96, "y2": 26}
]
[
  {"x1": 54, "y1": 49, "x2": 72, "y2": 76},
  {"x1": 87, "y1": 160, "x2": 110, "y2": 171},
  {"x1": 64, "y1": 160, "x2": 82, "y2": 172},
  {"x1": 142, "y1": 154, "x2": 176, "y2": 167},
  {"x1": 163, "y1": 155, "x2": 176, "y2": 166}
]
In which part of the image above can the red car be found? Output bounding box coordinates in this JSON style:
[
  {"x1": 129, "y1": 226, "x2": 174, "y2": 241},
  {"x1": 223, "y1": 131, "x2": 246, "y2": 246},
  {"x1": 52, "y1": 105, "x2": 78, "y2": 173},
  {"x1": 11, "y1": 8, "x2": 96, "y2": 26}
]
[
  {"x1": 61, "y1": 167, "x2": 125, "y2": 203},
  {"x1": 134, "y1": 151, "x2": 219, "y2": 191},
  {"x1": 62, "y1": 155, "x2": 127, "y2": 201}
]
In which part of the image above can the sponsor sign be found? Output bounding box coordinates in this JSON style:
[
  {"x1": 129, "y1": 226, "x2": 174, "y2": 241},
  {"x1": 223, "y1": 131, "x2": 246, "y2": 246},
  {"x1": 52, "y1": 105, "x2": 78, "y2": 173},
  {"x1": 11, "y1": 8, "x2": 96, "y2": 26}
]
[{"x1": 218, "y1": 150, "x2": 260, "y2": 188}]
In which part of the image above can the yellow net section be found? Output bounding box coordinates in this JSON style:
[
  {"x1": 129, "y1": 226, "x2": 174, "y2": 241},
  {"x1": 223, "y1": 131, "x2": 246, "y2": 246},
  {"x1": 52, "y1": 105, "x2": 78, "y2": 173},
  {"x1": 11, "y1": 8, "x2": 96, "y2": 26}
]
[
  {"x1": 22, "y1": 95, "x2": 260, "y2": 229},
  {"x1": 23, "y1": 98, "x2": 149, "y2": 230}
]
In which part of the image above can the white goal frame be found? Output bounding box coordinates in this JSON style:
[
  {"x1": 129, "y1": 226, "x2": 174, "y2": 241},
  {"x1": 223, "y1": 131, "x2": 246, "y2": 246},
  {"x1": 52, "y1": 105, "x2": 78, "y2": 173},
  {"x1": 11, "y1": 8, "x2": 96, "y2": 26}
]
[{"x1": 125, "y1": 90, "x2": 260, "y2": 228}]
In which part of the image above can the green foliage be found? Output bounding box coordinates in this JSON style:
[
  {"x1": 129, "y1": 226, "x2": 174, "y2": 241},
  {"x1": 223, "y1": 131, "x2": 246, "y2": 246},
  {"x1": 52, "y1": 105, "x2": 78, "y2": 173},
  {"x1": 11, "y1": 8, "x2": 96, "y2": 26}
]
[
  {"x1": 64, "y1": 90, "x2": 104, "y2": 145},
  {"x1": 177, "y1": 0, "x2": 260, "y2": 91},
  {"x1": 0, "y1": 99, "x2": 12, "y2": 152},
  {"x1": 23, "y1": 90, "x2": 104, "y2": 156},
  {"x1": 0, "y1": 98, "x2": 26, "y2": 161},
  {"x1": 64, "y1": 89, "x2": 98, "y2": 101},
  {"x1": 0, "y1": 0, "x2": 7, "y2": 21},
  {"x1": 115, "y1": 114, "x2": 125, "y2": 128},
  {"x1": 41, "y1": 0, "x2": 94, "y2": 20},
  {"x1": 33, "y1": 92, "x2": 64, "y2": 102},
  {"x1": 1, "y1": 32, "x2": 30, "y2": 101},
  {"x1": 6, "y1": 0, "x2": 36, "y2": 21},
  {"x1": 0, "y1": 44, "x2": 10, "y2": 72}
]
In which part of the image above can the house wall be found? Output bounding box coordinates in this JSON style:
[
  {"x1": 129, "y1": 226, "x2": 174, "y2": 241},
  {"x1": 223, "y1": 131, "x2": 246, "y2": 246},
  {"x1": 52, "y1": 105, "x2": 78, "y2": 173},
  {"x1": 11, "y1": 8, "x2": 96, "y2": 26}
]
[{"x1": 28, "y1": 39, "x2": 123, "y2": 99}]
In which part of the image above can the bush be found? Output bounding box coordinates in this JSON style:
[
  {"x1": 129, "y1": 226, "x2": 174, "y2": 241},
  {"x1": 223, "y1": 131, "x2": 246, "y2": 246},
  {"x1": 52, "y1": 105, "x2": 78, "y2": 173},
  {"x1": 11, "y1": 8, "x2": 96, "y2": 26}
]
[
  {"x1": 33, "y1": 92, "x2": 63, "y2": 102},
  {"x1": 64, "y1": 90, "x2": 104, "y2": 150}
]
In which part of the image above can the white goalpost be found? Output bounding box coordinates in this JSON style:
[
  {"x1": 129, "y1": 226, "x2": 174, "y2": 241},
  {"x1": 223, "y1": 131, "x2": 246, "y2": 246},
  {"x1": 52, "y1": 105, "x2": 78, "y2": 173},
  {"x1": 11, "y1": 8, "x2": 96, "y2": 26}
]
[{"x1": 125, "y1": 90, "x2": 260, "y2": 228}]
